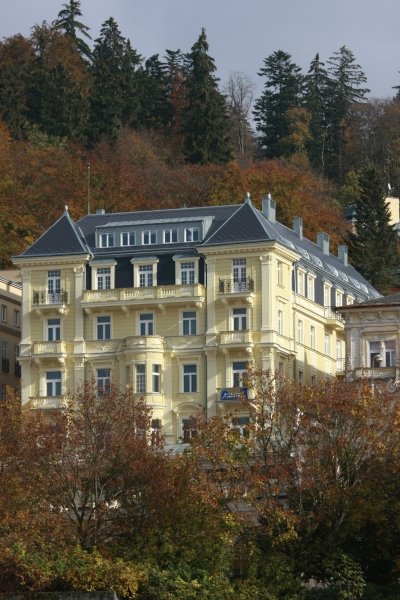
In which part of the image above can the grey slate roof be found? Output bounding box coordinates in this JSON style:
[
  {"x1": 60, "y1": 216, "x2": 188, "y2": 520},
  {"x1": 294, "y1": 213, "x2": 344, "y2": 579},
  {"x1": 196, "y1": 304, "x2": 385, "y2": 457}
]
[
  {"x1": 339, "y1": 292, "x2": 400, "y2": 310},
  {"x1": 14, "y1": 197, "x2": 380, "y2": 303},
  {"x1": 19, "y1": 207, "x2": 90, "y2": 258}
]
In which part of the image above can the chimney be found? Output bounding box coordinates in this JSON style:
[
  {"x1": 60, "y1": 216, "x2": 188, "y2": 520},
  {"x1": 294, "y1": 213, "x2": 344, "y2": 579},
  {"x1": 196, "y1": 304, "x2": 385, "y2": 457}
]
[
  {"x1": 317, "y1": 232, "x2": 330, "y2": 255},
  {"x1": 96, "y1": 208, "x2": 105, "y2": 215},
  {"x1": 293, "y1": 217, "x2": 303, "y2": 239},
  {"x1": 262, "y1": 193, "x2": 276, "y2": 223},
  {"x1": 338, "y1": 244, "x2": 348, "y2": 266}
]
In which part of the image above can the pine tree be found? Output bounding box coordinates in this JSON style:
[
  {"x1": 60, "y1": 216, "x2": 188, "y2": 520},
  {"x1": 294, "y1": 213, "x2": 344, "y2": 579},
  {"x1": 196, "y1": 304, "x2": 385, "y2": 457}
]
[
  {"x1": 182, "y1": 29, "x2": 232, "y2": 164},
  {"x1": 88, "y1": 18, "x2": 127, "y2": 143},
  {"x1": 304, "y1": 53, "x2": 331, "y2": 171},
  {"x1": 137, "y1": 54, "x2": 169, "y2": 130},
  {"x1": 28, "y1": 24, "x2": 91, "y2": 142},
  {"x1": 347, "y1": 165, "x2": 399, "y2": 293},
  {"x1": 253, "y1": 50, "x2": 304, "y2": 158},
  {"x1": 326, "y1": 46, "x2": 369, "y2": 181},
  {"x1": 54, "y1": 0, "x2": 92, "y2": 60}
]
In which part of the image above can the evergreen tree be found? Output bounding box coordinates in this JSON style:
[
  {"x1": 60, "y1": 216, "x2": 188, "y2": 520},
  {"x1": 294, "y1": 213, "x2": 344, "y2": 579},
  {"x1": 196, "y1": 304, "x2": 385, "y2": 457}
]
[
  {"x1": 304, "y1": 53, "x2": 331, "y2": 171},
  {"x1": 162, "y1": 49, "x2": 187, "y2": 142},
  {"x1": 0, "y1": 35, "x2": 35, "y2": 139},
  {"x1": 182, "y1": 29, "x2": 232, "y2": 164},
  {"x1": 88, "y1": 18, "x2": 128, "y2": 143},
  {"x1": 120, "y1": 39, "x2": 142, "y2": 129},
  {"x1": 326, "y1": 46, "x2": 369, "y2": 181},
  {"x1": 253, "y1": 50, "x2": 304, "y2": 158},
  {"x1": 347, "y1": 165, "x2": 399, "y2": 292},
  {"x1": 28, "y1": 24, "x2": 91, "y2": 142},
  {"x1": 136, "y1": 54, "x2": 169, "y2": 130},
  {"x1": 54, "y1": 0, "x2": 92, "y2": 60}
]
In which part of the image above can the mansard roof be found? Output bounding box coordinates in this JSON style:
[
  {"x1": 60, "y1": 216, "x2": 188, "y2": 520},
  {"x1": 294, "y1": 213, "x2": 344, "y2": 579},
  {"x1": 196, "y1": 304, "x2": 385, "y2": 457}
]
[
  {"x1": 18, "y1": 207, "x2": 90, "y2": 258},
  {"x1": 14, "y1": 196, "x2": 380, "y2": 302}
]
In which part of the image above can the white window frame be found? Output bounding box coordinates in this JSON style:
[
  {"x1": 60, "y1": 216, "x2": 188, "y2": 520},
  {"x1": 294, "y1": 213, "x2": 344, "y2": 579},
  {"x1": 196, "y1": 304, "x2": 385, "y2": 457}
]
[
  {"x1": 97, "y1": 268, "x2": 111, "y2": 290},
  {"x1": 182, "y1": 311, "x2": 197, "y2": 336},
  {"x1": 131, "y1": 258, "x2": 159, "y2": 288},
  {"x1": 14, "y1": 309, "x2": 20, "y2": 327},
  {"x1": 173, "y1": 256, "x2": 200, "y2": 285},
  {"x1": 335, "y1": 288, "x2": 343, "y2": 307},
  {"x1": 47, "y1": 270, "x2": 61, "y2": 301},
  {"x1": 139, "y1": 313, "x2": 154, "y2": 336},
  {"x1": 346, "y1": 294, "x2": 355, "y2": 305},
  {"x1": 142, "y1": 230, "x2": 157, "y2": 245},
  {"x1": 99, "y1": 232, "x2": 115, "y2": 248},
  {"x1": 139, "y1": 265, "x2": 153, "y2": 287},
  {"x1": 231, "y1": 416, "x2": 250, "y2": 439},
  {"x1": 297, "y1": 268, "x2": 306, "y2": 296},
  {"x1": 307, "y1": 274, "x2": 315, "y2": 302},
  {"x1": 233, "y1": 307, "x2": 247, "y2": 331},
  {"x1": 184, "y1": 227, "x2": 200, "y2": 242},
  {"x1": 297, "y1": 319, "x2": 303, "y2": 344},
  {"x1": 97, "y1": 315, "x2": 111, "y2": 340},
  {"x1": 121, "y1": 231, "x2": 135, "y2": 247},
  {"x1": 136, "y1": 364, "x2": 146, "y2": 394},
  {"x1": 47, "y1": 318, "x2": 61, "y2": 341},
  {"x1": 152, "y1": 364, "x2": 161, "y2": 393},
  {"x1": 324, "y1": 333, "x2": 331, "y2": 356},
  {"x1": 180, "y1": 261, "x2": 196, "y2": 285},
  {"x1": 163, "y1": 229, "x2": 178, "y2": 243},
  {"x1": 46, "y1": 370, "x2": 62, "y2": 397},
  {"x1": 183, "y1": 364, "x2": 197, "y2": 393},
  {"x1": 232, "y1": 361, "x2": 248, "y2": 388},
  {"x1": 96, "y1": 368, "x2": 111, "y2": 396},
  {"x1": 232, "y1": 258, "x2": 247, "y2": 286},
  {"x1": 278, "y1": 309, "x2": 284, "y2": 335},
  {"x1": 323, "y1": 282, "x2": 332, "y2": 308},
  {"x1": 277, "y1": 261, "x2": 283, "y2": 286},
  {"x1": 90, "y1": 260, "x2": 117, "y2": 291},
  {"x1": 310, "y1": 325, "x2": 316, "y2": 350}
]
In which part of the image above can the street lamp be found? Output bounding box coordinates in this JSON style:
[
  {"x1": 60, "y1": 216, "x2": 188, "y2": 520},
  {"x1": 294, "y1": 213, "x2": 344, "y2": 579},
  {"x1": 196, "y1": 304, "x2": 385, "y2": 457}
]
[{"x1": 371, "y1": 354, "x2": 382, "y2": 392}]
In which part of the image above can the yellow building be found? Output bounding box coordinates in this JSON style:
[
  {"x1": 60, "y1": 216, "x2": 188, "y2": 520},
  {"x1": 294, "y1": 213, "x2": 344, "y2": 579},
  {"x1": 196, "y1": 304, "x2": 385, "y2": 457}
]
[
  {"x1": 0, "y1": 270, "x2": 22, "y2": 399},
  {"x1": 13, "y1": 195, "x2": 379, "y2": 445}
]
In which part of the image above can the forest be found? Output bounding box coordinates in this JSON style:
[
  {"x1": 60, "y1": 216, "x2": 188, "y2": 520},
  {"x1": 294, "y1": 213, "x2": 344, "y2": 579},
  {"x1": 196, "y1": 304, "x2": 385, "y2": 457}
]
[
  {"x1": 1, "y1": 374, "x2": 400, "y2": 599},
  {"x1": 1, "y1": 1, "x2": 400, "y2": 290}
]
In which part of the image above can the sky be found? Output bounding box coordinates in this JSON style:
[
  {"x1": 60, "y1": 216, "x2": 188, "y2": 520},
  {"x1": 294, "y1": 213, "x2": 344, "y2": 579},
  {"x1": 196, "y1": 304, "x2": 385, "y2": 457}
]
[{"x1": 1, "y1": 0, "x2": 399, "y2": 100}]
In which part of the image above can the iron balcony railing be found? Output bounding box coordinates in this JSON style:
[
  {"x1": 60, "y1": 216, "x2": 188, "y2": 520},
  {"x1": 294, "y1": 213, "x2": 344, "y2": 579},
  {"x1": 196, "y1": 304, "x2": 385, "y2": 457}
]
[
  {"x1": 33, "y1": 290, "x2": 68, "y2": 306},
  {"x1": 218, "y1": 278, "x2": 254, "y2": 294}
]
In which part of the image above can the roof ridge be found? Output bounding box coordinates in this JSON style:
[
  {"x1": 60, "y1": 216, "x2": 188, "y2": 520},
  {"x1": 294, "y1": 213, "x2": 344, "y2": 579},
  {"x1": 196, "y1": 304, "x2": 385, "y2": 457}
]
[{"x1": 201, "y1": 199, "x2": 253, "y2": 246}]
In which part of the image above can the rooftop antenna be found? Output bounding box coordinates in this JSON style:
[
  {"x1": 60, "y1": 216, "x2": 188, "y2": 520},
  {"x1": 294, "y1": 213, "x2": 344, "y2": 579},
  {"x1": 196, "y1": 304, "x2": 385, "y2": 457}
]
[{"x1": 87, "y1": 164, "x2": 91, "y2": 215}]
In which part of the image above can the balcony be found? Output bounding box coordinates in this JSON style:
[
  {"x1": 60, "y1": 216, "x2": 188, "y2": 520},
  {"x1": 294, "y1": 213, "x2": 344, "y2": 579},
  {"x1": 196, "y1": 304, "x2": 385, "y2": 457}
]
[
  {"x1": 32, "y1": 341, "x2": 67, "y2": 357},
  {"x1": 82, "y1": 284, "x2": 205, "y2": 308},
  {"x1": 30, "y1": 396, "x2": 67, "y2": 409},
  {"x1": 218, "y1": 387, "x2": 248, "y2": 402},
  {"x1": 352, "y1": 366, "x2": 396, "y2": 381},
  {"x1": 324, "y1": 308, "x2": 344, "y2": 331},
  {"x1": 218, "y1": 278, "x2": 254, "y2": 295},
  {"x1": 33, "y1": 290, "x2": 68, "y2": 307},
  {"x1": 122, "y1": 336, "x2": 164, "y2": 352},
  {"x1": 220, "y1": 330, "x2": 253, "y2": 347},
  {"x1": 165, "y1": 335, "x2": 204, "y2": 351}
]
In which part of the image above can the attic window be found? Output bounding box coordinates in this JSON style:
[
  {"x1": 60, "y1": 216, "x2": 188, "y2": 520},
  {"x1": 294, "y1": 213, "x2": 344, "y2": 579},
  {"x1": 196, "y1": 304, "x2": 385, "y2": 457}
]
[
  {"x1": 99, "y1": 232, "x2": 115, "y2": 248},
  {"x1": 184, "y1": 227, "x2": 200, "y2": 242}
]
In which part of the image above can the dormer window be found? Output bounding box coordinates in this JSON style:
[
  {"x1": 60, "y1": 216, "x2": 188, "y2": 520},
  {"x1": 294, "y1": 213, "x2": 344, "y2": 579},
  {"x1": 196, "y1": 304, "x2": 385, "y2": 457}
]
[
  {"x1": 121, "y1": 231, "x2": 135, "y2": 246},
  {"x1": 173, "y1": 256, "x2": 200, "y2": 285},
  {"x1": 143, "y1": 230, "x2": 157, "y2": 245},
  {"x1": 184, "y1": 227, "x2": 200, "y2": 242},
  {"x1": 90, "y1": 259, "x2": 117, "y2": 290},
  {"x1": 99, "y1": 232, "x2": 115, "y2": 248},
  {"x1": 163, "y1": 229, "x2": 178, "y2": 243}
]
